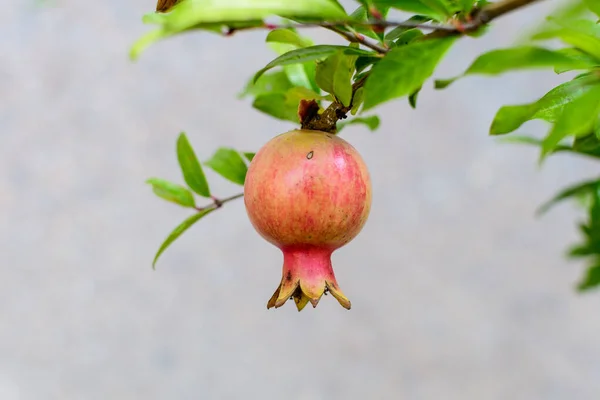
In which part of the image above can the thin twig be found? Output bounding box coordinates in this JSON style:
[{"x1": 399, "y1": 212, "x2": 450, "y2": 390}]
[
  {"x1": 324, "y1": 26, "x2": 388, "y2": 54},
  {"x1": 195, "y1": 193, "x2": 244, "y2": 212}
]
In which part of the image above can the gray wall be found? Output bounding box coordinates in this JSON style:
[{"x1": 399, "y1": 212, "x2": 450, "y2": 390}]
[{"x1": 1, "y1": 0, "x2": 599, "y2": 399}]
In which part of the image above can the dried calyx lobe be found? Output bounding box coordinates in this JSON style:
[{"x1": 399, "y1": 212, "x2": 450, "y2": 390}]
[{"x1": 243, "y1": 129, "x2": 372, "y2": 311}]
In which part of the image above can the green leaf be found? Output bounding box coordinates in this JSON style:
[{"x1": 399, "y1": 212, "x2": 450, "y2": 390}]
[
  {"x1": 554, "y1": 48, "x2": 600, "y2": 73},
  {"x1": 349, "y1": 6, "x2": 385, "y2": 41},
  {"x1": 315, "y1": 51, "x2": 356, "y2": 107},
  {"x1": 363, "y1": 37, "x2": 456, "y2": 110},
  {"x1": 351, "y1": 87, "x2": 364, "y2": 115},
  {"x1": 585, "y1": 0, "x2": 600, "y2": 17},
  {"x1": 146, "y1": 178, "x2": 196, "y2": 208},
  {"x1": 267, "y1": 31, "x2": 320, "y2": 92},
  {"x1": 499, "y1": 134, "x2": 600, "y2": 160},
  {"x1": 239, "y1": 70, "x2": 292, "y2": 99},
  {"x1": 145, "y1": 0, "x2": 347, "y2": 32},
  {"x1": 490, "y1": 73, "x2": 600, "y2": 135},
  {"x1": 177, "y1": 133, "x2": 211, "y2": 197},
  {"x1": 374, "y1": 0, "x2": 448, "y2": 20},
  {"x1": 578, "y1": 265, "x2": 600, "y2": 291},
  {"x1": 252, "y1": 86, "x2": 324, "y2": 122},
  {"x1": 152, "y1": 209, "x2": 215, "y2": 268},
  {"x1": 205, "y1": 148, "x2": 249, "y2": 185},
  {"x1": 533, "y1": 19, "x2": 600, "y2": 60},
  {"x1": 392, "y1": 29, "x2": 425, "y2": 46},
  {"x1": 253, "y1": 45, "x2": 374, "y2": 83},
  {"x1": 338, "y1": 115, "x2": 381, "y2": 132},
  {"x1": 243, "y1": 152, "x2": 256, "y2": 162},
  {"x1": 459, "y1": 0, "x2": 474, "y2": 13},
  {"x1": 537, "y1": 179, "x2": 600, "y2": 215},
  {"x1": 436, "y1": 47, "x2": 595, "y2": 89},
  {"x1": 408, "y1": 87, "x2": 421, "y2": 108},
  {"x1": 385, "y1": 16, "x2": 430, "y2": 43},
  {"x1": 266, "y1": 29, "x2": 311, "y2": 48},
  {"x1": 541, "y1": 83, "x2": 600, "y2": 159}
]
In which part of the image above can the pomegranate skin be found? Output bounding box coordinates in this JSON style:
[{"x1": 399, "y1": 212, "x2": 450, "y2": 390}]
[{"x1": 244, "y1": 129, "x2": 372, "y2": 310}]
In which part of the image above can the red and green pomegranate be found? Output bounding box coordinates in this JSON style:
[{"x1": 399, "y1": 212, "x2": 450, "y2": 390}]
[{"x1": 244, "y1": 129, "x2": 372, "y2": 311}]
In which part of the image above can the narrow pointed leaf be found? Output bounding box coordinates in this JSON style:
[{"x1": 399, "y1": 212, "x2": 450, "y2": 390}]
[
  {"x1": 177, "y1": 133, "x2": 211, "y2": 197},
  {"x1": 253, "y1": 45, "x2": 374, "y2": 83},
  {"x1": 146, "y1": 178, "x2": 196, "y2": 208},
  {"x1": 152, "y1": 209, "x2": 215, "y2": 268},
  {"x1": 436, "y1": 47, "x2": 596, "y2": 89},
  {"x1": 338, "y1": 115, "x2": 381, "y2": 132},
  {"x1": 577, "y1": 265, "x2": 600, "y2": 291},
  {"x1": 537, "y1": 179, "x2": 600, "y2": 215}
]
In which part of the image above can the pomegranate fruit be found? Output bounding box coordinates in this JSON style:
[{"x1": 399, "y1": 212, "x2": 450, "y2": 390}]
[{"x1": 244, "y1": 129, "x2": 372, "y2": 311}]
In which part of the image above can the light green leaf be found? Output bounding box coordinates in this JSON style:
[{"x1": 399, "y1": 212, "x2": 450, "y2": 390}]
[
  {"x1": 266, "y1": 29, "x2": 311, "y2": 48},
  {"x1": 351, "y1": 87, "x2": 364, "y2": 115},
  {"x1": 205, "y1": 148, "x2": 249, "y2": 185},
  {"x1": 152, "y1": 209, "x2": 215, "y2": 268},
  {"x1": 338, "y1": 115, "x2": 381, "y2": 132},
  {"x1": 252, "y1": 86, "x2": 324, "y2": 122},
  {"x1": 490, "y1": 73, "x2": 600, "y2": 135},
  {"x1": 268, "y1": 41, "x2": 319, "y2": 92},
  {"x1": 459, "y1": 0, "x2": 474, "y2": 13},
  {"x1": 145, "y1": 0, "x2": 347, "y2": 32},
  {"x1": 253, "y1": 45, "x2": 374, "y2": 83},
  {"x1": 533, "y1": 19, "x2": 600, "y2": 59},
  {"x1": 554, "y1": 48, "x2": 600, "y2": 73},
  {"x1": 177, "y1": 133, "x2": 211, "y2": 197},
  {"x1": 239, "y1": 70, "x2": 292, "y2": 99},
  {"x1": 374, "y1": 0, "x2": 448, "y2": 20},
  {"x1": 436, "y1": 47, "x2": 596, "y2": 89},
  {"x1": 585, "y1": 0, "x2": 600, "y2": 17},
  {"x1": 541, "y1": 83, "x2": 600, "y2": 159},
  {"x1": 146, "y1": 178, "x2": 196, "y2": 208},
  {"x1": 315, "y1": 51, "x2": 356, "y2": 107},
  {"x1": 363, "y1": 37, "x2": 456, "y2": 111}
]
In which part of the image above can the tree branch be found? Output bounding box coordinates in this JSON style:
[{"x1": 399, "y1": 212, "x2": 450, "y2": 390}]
[
  {"x1": 303, "y1": 0, "x2": 547, "y2": 133},
  {"x1": 195, "y1": 193, "x2": 244, "y2": 212}
]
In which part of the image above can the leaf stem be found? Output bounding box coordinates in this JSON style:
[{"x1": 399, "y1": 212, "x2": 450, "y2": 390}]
[{"x1": 195, "y1": 193, "x2": 244, "y2": 212}]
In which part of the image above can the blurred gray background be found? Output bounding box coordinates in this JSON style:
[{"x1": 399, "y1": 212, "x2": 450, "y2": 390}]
[{"x1": 2, "y1": 0, "x2": 600, "y2": 399}]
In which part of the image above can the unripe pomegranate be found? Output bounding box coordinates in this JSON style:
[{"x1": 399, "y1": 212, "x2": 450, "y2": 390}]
[{"x1": 244, "y1": 129, "x2": 372, "y2": 311}]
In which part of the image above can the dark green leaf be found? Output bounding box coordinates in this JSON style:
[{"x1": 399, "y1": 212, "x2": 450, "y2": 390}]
[
  {"x1": 436, "y1": 47, "x2": 595, "y2": 89},
  {"x1": 354, "y1": 55, "x2": 380, "y2": 74},
  {"x1": 253, "y1": 45, "x2": 374, "y2": 83},
  {"x1": 152, "y1": 209, "x2": 215, "y2": 268},
  {"x1": 499, "y1": 134, "x2": 600, "y2": 160},
  {"x1": 146, "y1": 178, "x2": 196, "y2": 208},
  {"x1": 490, "y1": 73, "x2": 600, "y2": 135},
  {"x1": 243, "y1": 152, "x2": 256, "y2": 162},
  {"x1": 408, "y1": 87, "x2": 421, "y2": 108},
  {"x1": 177, "y1": 133, "x2": 211, "y2": 197},
  {"x1": 205, "y1": 148, "x2": 249, "y2": 185},
  {"x1": 315, "y1": 51, "x2": 356, "y2": 107},
  {"x1": 537, "y1": 179, "x2": 600, "y2": 215},
  {"x1": 338, "y1": 115, "x2": 381, "y2": 132},
  {"x1": 351, "y1": 87, "x2": 364, "y2": 115},
  {"x1": 541, "y1": 84, "x2": 600, "y2": 159},
  {"x1": 363, "y1": 37, "x2": 456, "y2": 110},
  {"x1": 577, "y1": 265, "x2": 600, "y2": 291}
]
